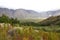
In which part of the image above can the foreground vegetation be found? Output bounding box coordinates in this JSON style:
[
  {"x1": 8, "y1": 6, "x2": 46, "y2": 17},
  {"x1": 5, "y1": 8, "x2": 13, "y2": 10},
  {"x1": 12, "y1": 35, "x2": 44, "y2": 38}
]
[{"x1": 0, "y1": 23, "x2": 60, "y2": 40}]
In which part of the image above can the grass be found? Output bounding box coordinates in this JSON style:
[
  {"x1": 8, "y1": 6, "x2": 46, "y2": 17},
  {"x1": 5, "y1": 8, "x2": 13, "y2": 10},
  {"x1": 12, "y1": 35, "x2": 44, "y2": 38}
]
[
  {"x1": 19, "y1": 19, "x2": 44, "y2": 23},
  {"x1": 0, "y1": 23, "x2": 60, "y2": 40}
]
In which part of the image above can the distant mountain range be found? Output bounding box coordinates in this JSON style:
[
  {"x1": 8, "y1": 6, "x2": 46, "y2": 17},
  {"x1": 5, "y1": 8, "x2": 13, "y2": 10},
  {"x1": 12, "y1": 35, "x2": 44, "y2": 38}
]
[{"x1": 0, "y1": 8, "x2": 60, "y2": 19}]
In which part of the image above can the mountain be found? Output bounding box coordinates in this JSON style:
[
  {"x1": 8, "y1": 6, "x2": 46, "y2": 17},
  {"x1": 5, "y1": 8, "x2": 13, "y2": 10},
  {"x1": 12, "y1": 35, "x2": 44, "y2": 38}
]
[
  {"x1": 40, "y1": 10, "x2": 60, "y2": 18},
  {"x1": 39, "y1": 15, "x2": 60, "y2": 26},
  {"x1": 0, "y1": 8, "x2": 60, "y2": 19},
  {"x1": 0, "y1": 8, "x2": 42, "y2": 19},
  {"x1": 0, "y1": 8, "x2": 15, "y2": 18},
  {"x1": 14, "y1": 9, "x2": 41, "y2": 19}
]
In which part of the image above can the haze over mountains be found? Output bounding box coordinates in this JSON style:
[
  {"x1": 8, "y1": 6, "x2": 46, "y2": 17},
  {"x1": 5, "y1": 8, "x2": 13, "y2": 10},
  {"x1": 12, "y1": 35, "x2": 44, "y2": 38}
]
[{"x1": 0, "y1": 7, "x2": 60, "y2": 19}]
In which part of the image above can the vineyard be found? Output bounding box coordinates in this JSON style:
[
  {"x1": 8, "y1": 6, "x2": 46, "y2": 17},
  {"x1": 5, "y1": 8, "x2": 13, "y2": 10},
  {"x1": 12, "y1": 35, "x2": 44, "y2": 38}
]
[{"x1": 0, "y1": 23, "x2": 60, "y2": 40}]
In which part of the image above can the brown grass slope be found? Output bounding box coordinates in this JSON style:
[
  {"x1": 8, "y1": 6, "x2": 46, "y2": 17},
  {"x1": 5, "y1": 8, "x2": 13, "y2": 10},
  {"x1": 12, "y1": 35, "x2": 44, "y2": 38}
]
[{"x1": 39, "y1": 15, "x2": 60, "y2": 26}]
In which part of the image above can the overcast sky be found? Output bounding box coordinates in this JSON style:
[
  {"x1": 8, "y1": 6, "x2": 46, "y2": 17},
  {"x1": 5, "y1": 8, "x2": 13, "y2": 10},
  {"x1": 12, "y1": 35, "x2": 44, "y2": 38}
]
[{"x1": 0, "y1": 0, "x2": 60, "y2": 12}]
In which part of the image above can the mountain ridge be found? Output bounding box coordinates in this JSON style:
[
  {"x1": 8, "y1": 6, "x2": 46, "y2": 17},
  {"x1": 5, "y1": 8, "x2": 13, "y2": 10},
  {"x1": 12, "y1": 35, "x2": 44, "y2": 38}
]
[{"x1": 0, "y1": 7, "x2": 60, "y2": 19}]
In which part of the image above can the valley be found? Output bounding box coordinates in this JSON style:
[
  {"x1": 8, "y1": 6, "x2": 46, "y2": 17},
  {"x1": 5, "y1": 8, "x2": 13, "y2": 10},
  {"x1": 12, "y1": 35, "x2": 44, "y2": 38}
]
[{"x1": 0, "y1": 8, "x2": 60, "y2": 40}]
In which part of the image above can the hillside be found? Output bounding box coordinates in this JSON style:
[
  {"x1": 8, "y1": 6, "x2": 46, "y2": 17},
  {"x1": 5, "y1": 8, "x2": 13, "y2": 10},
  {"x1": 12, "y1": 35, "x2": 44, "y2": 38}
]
[{"x1": 39, "y1": 15, "x2": 60, "y2": 26}]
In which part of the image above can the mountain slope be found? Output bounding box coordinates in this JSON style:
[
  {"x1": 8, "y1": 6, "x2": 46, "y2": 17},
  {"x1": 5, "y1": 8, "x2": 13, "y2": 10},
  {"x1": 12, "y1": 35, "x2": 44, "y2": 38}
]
[
  {"x1": 39, "y1": 15, "x2": 60, "y2": 26},
  {"x1": 0, "y1": 8, "x2": 60, "y2": 19},
  {"x1": 0, "y1": 8, "x2": 15, "y2": 18},
  {"x1": 40, "y1": 10, "x2": 60, "y2": 18},
  {"x1": 0, "y1": 8, "x2": 42, "y2": 19},
  {"x1": 14, "y1": 9, "x2": 41, "y2": 19}
]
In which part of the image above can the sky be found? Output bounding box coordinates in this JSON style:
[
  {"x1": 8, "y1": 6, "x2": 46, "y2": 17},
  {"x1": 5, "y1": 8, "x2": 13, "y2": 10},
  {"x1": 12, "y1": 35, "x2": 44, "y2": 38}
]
[{"x1": 0, "y1": 0, "x2": 60, "y2": 12}]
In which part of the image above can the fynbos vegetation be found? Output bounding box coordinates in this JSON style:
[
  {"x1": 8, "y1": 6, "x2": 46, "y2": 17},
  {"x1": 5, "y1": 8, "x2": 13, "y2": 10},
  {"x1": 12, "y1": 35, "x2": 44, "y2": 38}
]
[{"x1": 0, "y1": 24, "x2": 60, "y2": 40}]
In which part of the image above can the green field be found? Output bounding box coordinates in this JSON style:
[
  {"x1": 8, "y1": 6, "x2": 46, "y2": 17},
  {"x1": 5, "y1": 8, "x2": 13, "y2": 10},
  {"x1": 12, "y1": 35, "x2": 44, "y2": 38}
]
[{"x1": 19, "y1": 19, "x2": 45, "y2": 23}]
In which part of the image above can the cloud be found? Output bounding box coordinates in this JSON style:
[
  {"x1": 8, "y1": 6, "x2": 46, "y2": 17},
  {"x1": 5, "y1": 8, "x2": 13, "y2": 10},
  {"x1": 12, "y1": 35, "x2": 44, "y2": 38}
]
[{"x1": 0, "y1": 0, "x2": 60, "y2": 12}]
